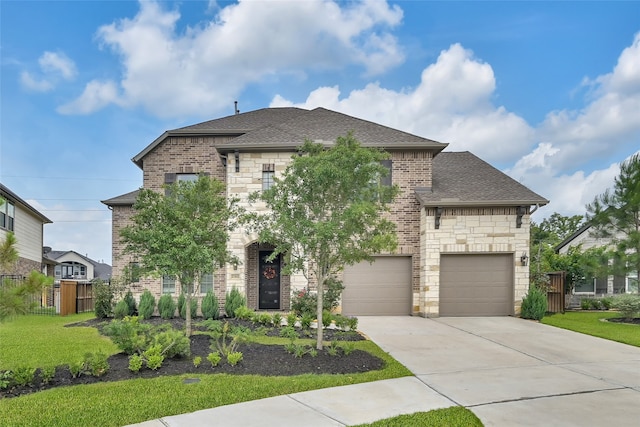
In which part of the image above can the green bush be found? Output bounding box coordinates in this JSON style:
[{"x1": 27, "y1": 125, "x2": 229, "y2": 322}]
[
  {"x1": 158, "y1": 294, "x2": 176, "y2": 319},
  {"x1": 286, "y1": 312, "x2": 298, "y2": 327},
  {"x1": 227, "y1": 351, "x2": 243, "y2": 366},
  {"x1": 225, "y1": 287, "x2": 246, "y2": 318},
  {"x1": 206, "y1": 351, "x2": 221, "y2": 367},
  {"x1": 612, "y1": 294, "x2": 640, "y2": 319},
  {"x1": 291, "y1": 289, "x2": 316, "y2": 317},
  {"x1": 589, "y1": 299, "x2": 603, "y2": 310},
  {"x1": 323, "y1": 277, "x2": 345, "y2": 312},
  {"x1": 581, "y1": 298, "x2": 592, "y2": 310},
  {"x1": 322, "y1": 310, "x2": 333, "y2": 328},
  {"x1": 13, "y1": 366, "x2": 35, "y2": 387},
  {"x1": 179, "y1": 295, "x2": 197, "y2": 320},
  {"x1": 521, "y1": 285, "x2": 548, "y2": 321},
  {"x1": 83, "y1": 351, "x2": 109, "y2": 377},
  {"x1": 138, "y1": 290, "x2": 155, "y2": 320},
  {"x1": 128, "y1": 354, "x2": 143, "y2": 373},
  {"x1": 601, "y1": 297, "x2": 613, "y2": 310},
  {"x1": 152, "y1": 328, "x2": 190, "y2": 358},
  {"x1": 201, "y1": 291, "x2": 219, "y2": 320},
  {"x1": 114, "y1": 300, "x2": 130, "y2": 319},
  {"x1": 143, "y1": 345, "x2": 164, "y2": 370},
  {"x1": 123, "y1": 291, "x2": 137, "y2": 316},
  {"x1": 93, "y1": 280, "x2": 113, "y2": 318},
  {"x1": 272, "y1": 312, "x2": 282, "y2": 327},
  {"x1": 104, "y1": 316, "x2": 151, "y2": 355}
]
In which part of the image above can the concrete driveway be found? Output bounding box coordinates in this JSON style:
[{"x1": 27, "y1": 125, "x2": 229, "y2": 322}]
[{"x1": 358, "y1": 316, "x2": 640, "y2": 426}]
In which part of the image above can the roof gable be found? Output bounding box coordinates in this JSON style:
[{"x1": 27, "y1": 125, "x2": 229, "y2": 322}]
[
  {"x1": 415, "y1": 152, "x2": 549, "y2": 207},
  {"x1": 0, "y1": 183, "x2": 52, "y2": 224}
]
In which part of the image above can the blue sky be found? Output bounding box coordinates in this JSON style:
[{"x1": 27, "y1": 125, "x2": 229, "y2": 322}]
[{"x1": 1, "y1": 0, "x2": 639, "y2": 265}]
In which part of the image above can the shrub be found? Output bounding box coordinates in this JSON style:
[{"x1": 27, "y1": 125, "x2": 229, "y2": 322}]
[
  {"x1": 128, "y1": 354, "x2": 143, "y2": 373},
  {"x1": 227, "y1": 351, "x2": 243, "y2": 366},
  {"x1": 13, "y1": 366, "x2": 35, "y2": 386},
  {"x1": 114, "y1": 300, "x2": 130, "y2": 319},
  {"x1": 39, "y1": 366, "x2": 56, "y2": 384},
  {"x1": 300, "y1": 313, "x2": 313, "y2": 330},
  {"x1": 589, "y1": 299, "x2": 603, "y2": 310},
  {"x1": 0, "y1": 371, "x2": 13, "y2": 389},
  {"x1": 207, "y1": 351, "x2": 221, "y2": 367},
  {"x1": 93, "y1": 280, "x2": 113, "y2": 318},
  {"x1": 612, "y1": 294, "x2": 640, "y2": 319},
  {"x1": 123, "y1": 291, "x2": 137, "y2": 316},
  {"x1": 581, "y1": 298, "x2": 592, "y2": 310},
  {"x1": 601, "y1": 297, "x2": 613, "y2": 310},
  {"x1": 138, "y1": 290, "x2": 156, "y2": 319},
  {"x1": 323, "y1": 277, "x2": 345, "y2": 312},
  {"x1": 152, "y1": 328, "x2": 191, "y2": 358},
  {"x1": 69, "y1": 361, "x2": 84, "y2": 378},
  {"x1": 256, "y1": 312, "x2": 273, "y2": 326},
  {"x1": 347, "y1": 316, "x2": 358, "y2": 331},
  {"x1": 84, "y1": 352, "x2": 109, "y2": 377},
  {"x1": 279, "y1": 325, "x2": 298, "y2": 340},
  {"x1": 521, "y1": 285, "x2": 548, "y2": 321},
  {"x1": 179, "y1": 295, "x2": 197, "y2": 320},
  {"x1": 193, "y1": 356, "x2": 202, "y2": 368},
  {"x1": 291, "y1": 289, "x2": 316, "y2": 317},
  {"x1": 143, "y1": 345, "x2": 164, "y2": 370},
  {"x1": 158, "y1": 294, "x2": 176, "y2": 319},
  {"x1": 286, "y1": 312, "x2": 298, "y2": 327},
  {"x1": 272, "y1": 312, "x2": 282, "y2": 327},
  {"x1": 322, "y1": 310, "x2": 333, "y2": 328},
  {"x1": 225, "y1": 287, "x2": 246, "y2": 318},
  {"x1": 210, "y1": 321, "x2": 248, "y2": 357},
  {"x1": 234, "y1": 305, "x2": 254, "y2": 321},
  {"x1": 104, "y1": 316, "x2": 151, "y2": 355},
  {"x1": 201, "y1": 291, "x2": 219, "y2": 320}
]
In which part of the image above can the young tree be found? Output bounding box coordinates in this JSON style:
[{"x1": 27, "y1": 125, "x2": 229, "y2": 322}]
[
  {"x1": 248, "y1": 134, "x2": 399, "y2": 350},
  {"x1": 120, "y1": 176, "x2": 240, "y2": 336},
  {"x1": 587, "y1": 153, "x2": 640, "y2": 293},
  {"x1": 0, "y1": 271, "x2": 54, "y2": 321}
]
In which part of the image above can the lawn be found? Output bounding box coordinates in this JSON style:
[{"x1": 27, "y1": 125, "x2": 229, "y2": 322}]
[
  {"x1": 541, "y1": 311, "x2": 640, "y2": 347},
  {"x1": 0, "y1": 314, "x2": 423, "y2": 427}
]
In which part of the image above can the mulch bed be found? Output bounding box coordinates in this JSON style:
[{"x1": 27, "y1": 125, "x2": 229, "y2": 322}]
[{"x1": 1, "y1": 317, "x2": 384, "y2": 399}]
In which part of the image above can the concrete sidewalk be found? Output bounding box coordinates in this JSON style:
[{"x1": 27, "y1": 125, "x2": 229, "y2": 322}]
[{"x1": 127, "y1": 316, "x2": 640, "y2": 427}]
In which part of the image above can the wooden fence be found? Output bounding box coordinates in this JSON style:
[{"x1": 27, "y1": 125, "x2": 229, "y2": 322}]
[
  {"x1": 60, "y1": 280, "x2": 94, "y2": 316},
  {"x1": 546, "y1": 271, "x2": 566, "y2": 313}
]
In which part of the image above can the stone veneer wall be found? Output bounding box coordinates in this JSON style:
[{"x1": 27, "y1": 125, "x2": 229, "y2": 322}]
[{"x1": 419, "y1": 206, "x2": 531, "y2": 317}]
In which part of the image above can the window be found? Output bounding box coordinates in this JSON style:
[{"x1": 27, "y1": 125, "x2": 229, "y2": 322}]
[
  {"x1": 176, "y1": 174, "x2": 198, "y2": 182},
  {"x1": 0, "y1": 200, "x2": 15, "y2": 231},
  {"x1": 380, "y1": 160, "x2": 393, "y2": 187},
  {"x1": 262, "y1": 164, "x2": 275, "y2": 191},
  {"x1": 128, "y1": 262, "x2": 141, "y2": 283},
  {"x1": 162, "y1": 276, "x2": 176, "y2": 294},
  {"x1": 627, "y1": 272, "x2": 638, "y2": 294},
  {"x1": 57, "y1": 262, "x2": 87, "y2": 279},
  {"x1": 201, "y1": 273, "x2": 214, "y2": 294}
]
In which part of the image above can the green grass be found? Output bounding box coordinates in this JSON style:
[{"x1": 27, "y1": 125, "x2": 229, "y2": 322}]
[
  {"x1": 353, "y1": 407, "x2": 483, "y2": 427},
  {"x1": 0, "y1": 313, "x2": 118, "y2": 370},
  {"x1": 541, "y1": 311, "x2": 640, "y2": 347},
  {"x1": 0, "y1": 315, "x2": 414, "y2": 426}
]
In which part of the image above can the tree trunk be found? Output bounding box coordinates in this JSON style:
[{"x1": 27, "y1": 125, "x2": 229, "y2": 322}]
[
  {"x1": 185, "y1": 295, "x2": 192, "y2": 336},
  {"x1": 316, "y1": 273, "x2": 324, "y2": 350}
]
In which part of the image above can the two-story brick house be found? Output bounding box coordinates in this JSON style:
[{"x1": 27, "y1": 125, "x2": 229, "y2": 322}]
[{"x1": 103, "y1": 107, "x2": 548, "y2": 317}]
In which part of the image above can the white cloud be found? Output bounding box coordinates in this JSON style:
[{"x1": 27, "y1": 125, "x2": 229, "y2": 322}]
[
  {"x1": 271, "y1": 43, "x2": 534, "y2": 162},
  {"x1": 19, "y1": 51, "x2": 77, "y2": 92},
  {"x1": 63, "y1": 0, "x2": 404, "y2": 118},
  {"x1": 57, "y1": 80, "x2": 122, "y2": 115}
]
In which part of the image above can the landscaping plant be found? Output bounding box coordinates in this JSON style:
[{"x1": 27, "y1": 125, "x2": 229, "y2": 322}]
[
  {"x1": 93, "y1": 279, "x2": 114, "y2": 318},
  {"x1": 138, "y1": 290, "x2": 156, "y2": 319},
  {"x1": 201, "y1": 291, "x2": 219, "y2": 320},
  {"x1": 179, "y1": 293, "x2": 197, "y2": 320},
  {"x1": 123, "y1": 291, "x2": 137, "y2": 316},
  {"x1": 521, "y1": 285, "x2": 548, "y2": 320},
  {"x1": 158, "y1": 294, "x2": 176, "y2": 319},
  {"x1": 225, "y1": 287, "x2": 246, "y2": 318},
  {"x1": 114, "y1": 300, "x2": 129, "y2": 319},
  {"x1": 612, "y1": 294, "x2": 640, "y2": 319}
]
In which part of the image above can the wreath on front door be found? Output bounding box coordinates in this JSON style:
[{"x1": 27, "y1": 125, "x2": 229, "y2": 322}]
[{"x1": 263, "y1": 266, "x2": 277, "y2": 280}]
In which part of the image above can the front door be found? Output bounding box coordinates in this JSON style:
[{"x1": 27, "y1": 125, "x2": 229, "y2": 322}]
[{"x1": 259, "y1": 251, "x2": 281, "y2": 309}]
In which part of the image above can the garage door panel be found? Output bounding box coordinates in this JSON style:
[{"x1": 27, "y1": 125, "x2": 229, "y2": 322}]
[
  {"x1": 342, "y1": 257, "x2": 411, "y2": 316},
  {"x1": 440, "y1": 254, "x2": 514, "y2": 316}
]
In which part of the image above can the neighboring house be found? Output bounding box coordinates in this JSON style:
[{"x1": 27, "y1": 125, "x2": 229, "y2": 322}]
[
  {"x1": 42, "y1": 248, "x2": 112, "y2": 283},
  {"x1": 103, "y1": 107, "x2": 548, "y2": 317},
  {"x1": 0, "y1": 183, "x2": 52, "y2": 277},
  {"x1": 556, "y1": 224, "x2": 638, "y2": 295}
]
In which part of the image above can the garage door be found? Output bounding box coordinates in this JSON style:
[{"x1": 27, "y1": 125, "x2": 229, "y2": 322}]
[
  {"x1": 440, "y1": 254, "x2": 514, "y2": 316},
  {"x1": 342, "y1": 257, "x2": 412, "y2": 316}
]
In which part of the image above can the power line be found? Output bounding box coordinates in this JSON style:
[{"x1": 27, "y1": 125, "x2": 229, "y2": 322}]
[{"x1": 2, "y1": 175, "x2": 138, "y2": 182}]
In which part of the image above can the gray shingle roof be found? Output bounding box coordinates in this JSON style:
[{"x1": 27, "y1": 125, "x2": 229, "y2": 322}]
[
  {"x1": 101, "y1": 189, "x2": 140, "y2": 207},
  {"x1": 0, "y1": 183, "x2": 52, "y2": 223},
  {"x1": 132, "y1": 107, "x2": 447, "y2": 166},
  {"x1": 415, "y1": 152, "x2": 548, "y2": 207},
  {"x1": 217, "y1": 108, "x2": 446, "y2": 151},
  {"x1": 44, "y1": 250, "x2": 112, "y2": 281}
]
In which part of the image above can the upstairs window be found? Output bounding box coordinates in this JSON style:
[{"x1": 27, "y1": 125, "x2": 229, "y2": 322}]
[
  {"x1": 0, "y1": 200, "x2": 15, "y2": 231},
  {"x1": 262, "y1": 164, "x2": 275, "y2": 191},
  {"x1": 380, "y1": 160, "x2": 393, "y2": 187}
]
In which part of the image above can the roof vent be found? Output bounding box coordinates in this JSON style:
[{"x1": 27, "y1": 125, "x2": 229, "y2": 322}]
[{"x1": 234, "y1": 101, "x2": 240, "y2": 115}]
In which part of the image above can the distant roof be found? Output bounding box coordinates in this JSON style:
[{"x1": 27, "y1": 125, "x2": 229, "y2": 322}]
[
  {"x1": 554, "y1": 223, "x2": 592, "y2": 253},
  {"x1": 415, "y1": 152, "x2": 549, "y2": 207},
  {"x1": 131, "y1": 107, "x2": 448, "y2": 168},
  {"x1": 0, "y1": 183, "x2": 52, "y2": 224},
  {"x1": 43, "y1": 250, "x2": 112, "y2": 281},
  {"x1": 101, "y1": 189, "x2": 140, "y2": 207}
]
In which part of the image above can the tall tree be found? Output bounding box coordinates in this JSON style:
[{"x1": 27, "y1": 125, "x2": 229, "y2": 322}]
[
  {"x1": 587, "y1": 153, "x2": 640, "y2": 293},
  {"x1": 120, "y1": 176, "x2": 240, "y2": 336},
  {"x1": 248, "y1": 135, "x2": 399, "y2": 350}
]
